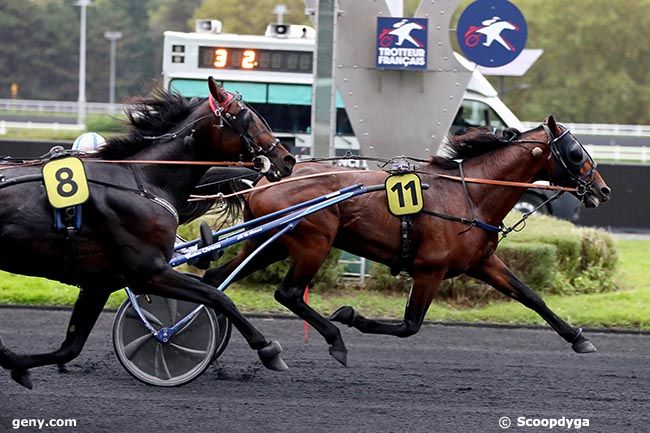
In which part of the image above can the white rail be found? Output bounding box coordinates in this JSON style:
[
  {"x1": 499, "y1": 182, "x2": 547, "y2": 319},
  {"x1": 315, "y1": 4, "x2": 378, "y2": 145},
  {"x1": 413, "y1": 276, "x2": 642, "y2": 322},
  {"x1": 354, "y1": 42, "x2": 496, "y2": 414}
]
[
  {"x1": 0, "y1": 120, "x2": 84, "y2": 135},
  {"x1": 2, "y1": 100, "x2": 650, "y2": 136},
  {"x1": 521, "y1": 121, "x2": 650, "y2": 137},
  {"x1": 0, "y1": 99, "x2": 126, "y2": 115},
  {"x1": 585, "y1": 145, "x2": 650, "y2": 164}
]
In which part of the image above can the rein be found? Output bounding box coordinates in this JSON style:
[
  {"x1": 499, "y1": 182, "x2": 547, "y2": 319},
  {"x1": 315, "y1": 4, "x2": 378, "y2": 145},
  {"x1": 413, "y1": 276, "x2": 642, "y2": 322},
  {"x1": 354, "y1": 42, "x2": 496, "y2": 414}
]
[
  {"x1": 435, "y1": 173, "x2": 578, "y2": 193},
  {"x1": 84, "y1": 159, "x2": 256, "y2": 167},
  {"x1": 188, "y1": 169, "x2": 375, "y2": 201}
]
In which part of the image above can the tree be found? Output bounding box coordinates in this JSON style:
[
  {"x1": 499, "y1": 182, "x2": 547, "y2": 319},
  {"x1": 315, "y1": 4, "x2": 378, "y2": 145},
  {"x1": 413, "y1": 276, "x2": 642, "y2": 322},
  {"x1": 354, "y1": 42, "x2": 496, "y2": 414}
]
[
  {"x1": 0, "y1": 0, "x2": 78, "y2": 100},
  {"x1": 492, "y1": 0, "x2": 650, "y2": 124}
]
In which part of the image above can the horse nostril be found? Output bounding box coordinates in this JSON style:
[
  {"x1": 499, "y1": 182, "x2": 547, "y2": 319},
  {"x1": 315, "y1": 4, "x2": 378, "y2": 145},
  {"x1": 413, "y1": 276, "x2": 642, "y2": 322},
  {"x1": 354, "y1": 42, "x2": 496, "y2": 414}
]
[
  {"x1": 284, "y1": 154, "x2": 296, "y2": 167},
  {"x1": 600, "y1": 186, "x2": 611, "y2": 197}
]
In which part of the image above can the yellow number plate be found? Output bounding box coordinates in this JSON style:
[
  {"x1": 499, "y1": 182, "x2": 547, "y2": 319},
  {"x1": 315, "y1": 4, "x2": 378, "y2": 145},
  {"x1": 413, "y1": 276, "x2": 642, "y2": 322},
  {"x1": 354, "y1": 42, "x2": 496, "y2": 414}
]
[
  {"x1": 385, "y1": 173, "x2": 424, "y2": 216},
  {"x1": 42, "y1": 157, "x2": 89, "y2": 209}
]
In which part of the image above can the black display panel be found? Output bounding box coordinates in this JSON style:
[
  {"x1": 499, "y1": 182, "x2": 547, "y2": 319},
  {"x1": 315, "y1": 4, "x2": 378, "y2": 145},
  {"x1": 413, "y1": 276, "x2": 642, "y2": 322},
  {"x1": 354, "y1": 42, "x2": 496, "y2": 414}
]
[{"x1": 198, "y1": 47, "x2": 312, "y2": 73}]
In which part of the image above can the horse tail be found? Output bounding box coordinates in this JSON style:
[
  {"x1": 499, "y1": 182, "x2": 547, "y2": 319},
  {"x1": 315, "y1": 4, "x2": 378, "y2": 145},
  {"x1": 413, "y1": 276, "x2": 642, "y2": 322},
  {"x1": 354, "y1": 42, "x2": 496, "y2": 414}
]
[{"x1": 178, "y1": 167, "x2": 259, "y2": 226}]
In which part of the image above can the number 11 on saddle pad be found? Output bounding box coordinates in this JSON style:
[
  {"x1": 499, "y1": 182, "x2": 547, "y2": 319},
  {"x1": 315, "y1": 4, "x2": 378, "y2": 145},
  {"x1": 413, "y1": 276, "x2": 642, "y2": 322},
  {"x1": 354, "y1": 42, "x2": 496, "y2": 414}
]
[
  {"x1": 42, "y1": 157, "x2": 90, "y2": 209},
  {"x1": 385, "y1": 173, "x2": 424, "y2": 216}
]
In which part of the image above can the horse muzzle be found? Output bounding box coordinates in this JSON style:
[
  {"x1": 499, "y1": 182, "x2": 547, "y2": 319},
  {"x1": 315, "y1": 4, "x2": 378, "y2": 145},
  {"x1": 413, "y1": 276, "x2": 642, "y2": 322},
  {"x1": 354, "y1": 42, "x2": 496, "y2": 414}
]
[
  {"x1": 254, "y1": 153, "x2": 295, "y2": 182},
  {"x1": 583, "y1": 184, "x2": 611, "y2": 208},
  {"x1": 267, "y1": 153, "x2": 296, "y2": 182}
]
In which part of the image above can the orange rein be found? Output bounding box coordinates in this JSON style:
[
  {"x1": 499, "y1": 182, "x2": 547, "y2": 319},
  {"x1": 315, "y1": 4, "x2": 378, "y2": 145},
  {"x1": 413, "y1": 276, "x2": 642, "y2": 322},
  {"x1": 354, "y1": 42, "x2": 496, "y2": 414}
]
[
  {"x1": 186, "y1": 168, "x2": 578, "y2": 202},
  {"x1": 84, "y1": 159, "x2": 256, "y2": 167},
  {"x1": 188, "y1": 169, "x2": 375, "y2": 201},
  {"x1": 435, "y1": 174, "x2": 578, "y2": 193}
]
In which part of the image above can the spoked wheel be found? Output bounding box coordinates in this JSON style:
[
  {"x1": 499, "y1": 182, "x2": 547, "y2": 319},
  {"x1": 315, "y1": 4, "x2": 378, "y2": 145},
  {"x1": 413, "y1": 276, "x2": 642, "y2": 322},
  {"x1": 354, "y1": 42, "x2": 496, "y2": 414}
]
[{"x1": 113, "y1": 294, "x2": 223, "y2": 386}]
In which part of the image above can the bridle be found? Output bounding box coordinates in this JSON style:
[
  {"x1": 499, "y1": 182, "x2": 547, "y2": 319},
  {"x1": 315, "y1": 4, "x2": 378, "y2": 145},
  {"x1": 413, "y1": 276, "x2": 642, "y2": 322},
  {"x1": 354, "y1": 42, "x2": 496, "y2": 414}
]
[
  {"x1": 508, "y1": 123, "x2": 597, "y2": 197},
  {"x1": 543, "y1": 125, "x2": 597, "y2": 197},
  {"x1": 208, "y1": 92, "x2": 283, "y2": 173}
]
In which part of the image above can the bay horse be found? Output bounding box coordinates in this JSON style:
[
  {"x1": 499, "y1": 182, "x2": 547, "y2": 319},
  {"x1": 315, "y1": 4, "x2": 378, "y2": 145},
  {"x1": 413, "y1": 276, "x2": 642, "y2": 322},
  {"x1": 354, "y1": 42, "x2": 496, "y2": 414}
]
[
  {"x1": 0, "y1": 77, "x2": 295, "y2": 388},
  {"x1": 202, "y1": 116, "x2": 611, "y2": 366}
]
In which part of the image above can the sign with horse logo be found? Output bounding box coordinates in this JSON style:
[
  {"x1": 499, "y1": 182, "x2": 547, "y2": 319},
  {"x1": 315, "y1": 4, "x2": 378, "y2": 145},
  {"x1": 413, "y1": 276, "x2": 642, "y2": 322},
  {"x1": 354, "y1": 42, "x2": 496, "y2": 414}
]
[
  {"x1": 457, "y1": 0, "x2": 527, "y2": 67},
  {"x1": 376, "y1": 17, "x2": 428, "y2": 70},
  {"x1": 42, "y1": 157, "x2": 90, "y2": 208}
]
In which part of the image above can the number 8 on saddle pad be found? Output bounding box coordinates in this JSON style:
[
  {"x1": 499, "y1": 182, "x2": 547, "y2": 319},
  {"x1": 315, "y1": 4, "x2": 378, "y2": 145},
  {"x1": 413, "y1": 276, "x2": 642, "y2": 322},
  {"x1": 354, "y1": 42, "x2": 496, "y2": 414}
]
[
  {"x1": 385, "y1": 173, "x2": 424, "y2": 216},
  {"x1": 42, "y1": 157, "x2": 90, "y2": 208}
]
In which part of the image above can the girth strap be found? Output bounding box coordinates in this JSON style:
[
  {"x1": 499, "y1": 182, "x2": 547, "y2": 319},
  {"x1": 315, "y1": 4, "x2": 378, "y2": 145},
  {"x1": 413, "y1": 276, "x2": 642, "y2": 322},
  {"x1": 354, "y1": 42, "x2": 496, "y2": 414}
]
[{"x1": 390, "y1": 215, "x2": 415, "y2": 276}]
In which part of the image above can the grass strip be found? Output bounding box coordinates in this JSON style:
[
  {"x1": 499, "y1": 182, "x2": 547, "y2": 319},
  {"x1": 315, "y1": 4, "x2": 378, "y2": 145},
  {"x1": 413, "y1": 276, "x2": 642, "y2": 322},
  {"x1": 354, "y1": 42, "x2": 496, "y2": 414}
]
[{"x1": 0, "y1": 239, "x2": 647, "y2": 329}]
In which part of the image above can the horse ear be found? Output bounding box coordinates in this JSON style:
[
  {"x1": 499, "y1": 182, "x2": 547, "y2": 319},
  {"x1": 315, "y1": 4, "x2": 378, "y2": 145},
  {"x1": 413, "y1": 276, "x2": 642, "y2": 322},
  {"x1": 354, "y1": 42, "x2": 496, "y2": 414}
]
[
  {"x1": 207, "y1": 77, "x2": 227, "y2": 103},
  {"x1": 545, "y1": 115, "x2": 561, "y2": 136}
]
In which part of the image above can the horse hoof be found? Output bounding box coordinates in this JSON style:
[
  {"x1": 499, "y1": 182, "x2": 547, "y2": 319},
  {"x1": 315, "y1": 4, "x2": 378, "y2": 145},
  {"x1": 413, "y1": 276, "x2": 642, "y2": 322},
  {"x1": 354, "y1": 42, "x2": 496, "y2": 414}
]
[
  {"x1": 572, "y1": 338, "x2": 597, "y2": 354},
  {"x1": 329, "y1": 346, "x2": 348, "y2": 367},
  {"x1": 258, "y1": 341, "x2": 288, "y2": 372},
  {"x1": 10, "y1": 369, "x2": 33, "y2": 389},
  {"x1": 330, "y1": 306, "x2": 355, "y2": 326}
]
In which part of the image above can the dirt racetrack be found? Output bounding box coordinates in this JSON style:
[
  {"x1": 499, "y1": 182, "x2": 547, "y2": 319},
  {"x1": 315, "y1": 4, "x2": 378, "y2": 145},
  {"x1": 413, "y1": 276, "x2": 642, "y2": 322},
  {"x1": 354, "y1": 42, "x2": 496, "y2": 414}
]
[{"x1": 0, "y1": 307, "x2": 648, "y2": 433}]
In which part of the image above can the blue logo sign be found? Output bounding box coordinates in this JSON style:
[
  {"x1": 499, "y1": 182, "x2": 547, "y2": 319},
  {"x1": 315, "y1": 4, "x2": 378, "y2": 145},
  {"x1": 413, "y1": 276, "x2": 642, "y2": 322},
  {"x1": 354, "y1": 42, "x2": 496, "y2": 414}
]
[
  {"x1": 457, "y1": 0, "x2": 527, "y2": 67},
  {"x1": 376, "y1": 17, "x2": 428, "y2": 70}
]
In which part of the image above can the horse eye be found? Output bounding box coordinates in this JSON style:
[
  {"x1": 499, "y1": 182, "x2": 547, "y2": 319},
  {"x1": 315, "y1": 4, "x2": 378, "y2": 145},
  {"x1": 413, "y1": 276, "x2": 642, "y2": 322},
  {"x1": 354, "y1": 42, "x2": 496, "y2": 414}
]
[{"x1": 567, "y1": 143, "x2": 584, "y2": 165}]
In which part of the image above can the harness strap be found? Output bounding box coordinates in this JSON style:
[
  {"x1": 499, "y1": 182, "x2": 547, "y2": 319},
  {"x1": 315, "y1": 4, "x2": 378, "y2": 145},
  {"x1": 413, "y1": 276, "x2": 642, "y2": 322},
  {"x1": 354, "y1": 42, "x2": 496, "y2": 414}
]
[
  {"x1": 391, "y1": 215, "x2": 415, "y2": 276},
  {"x1": 421, "y1": 209, "x2": 502, "y2": 234},
  {"x1": 208, "y1": 93, "x2": 235, "y2": 114},
  {"x1": 458, "y1": 161, "x2": 478, "y2": 221},
  {"x1": 87, "y1": 178, "x2": 179, "y2": 224}
]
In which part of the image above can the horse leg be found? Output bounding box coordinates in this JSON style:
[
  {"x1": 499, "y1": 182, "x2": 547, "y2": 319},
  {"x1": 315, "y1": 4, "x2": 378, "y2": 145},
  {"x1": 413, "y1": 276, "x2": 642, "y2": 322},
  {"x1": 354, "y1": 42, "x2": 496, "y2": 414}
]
[
  {"x1": 0, "y1": 287, "x2": 110, "y2": 389},
  {"x1": 274, "y1": 259, "x2": 349, "y2": 366},
  {"x1": 331, "y1": 270, "x2": 444, "y2": 337},
  {"x1": 467, "y1": 254, "x2": 596, "y2": 353},
  {"x1": 136, "y1": 267, "x2": 288, "y2": 371}
]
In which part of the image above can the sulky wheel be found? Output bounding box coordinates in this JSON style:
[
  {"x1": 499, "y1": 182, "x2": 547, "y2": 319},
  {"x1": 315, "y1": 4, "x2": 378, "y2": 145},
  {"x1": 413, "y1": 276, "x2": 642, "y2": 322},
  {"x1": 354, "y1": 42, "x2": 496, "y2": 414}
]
[
  {"x1": 182, "y1": 273, "x2": 232, "y2": 361},
  {"x1": 113, "y1": 294, "x2": 221, "y2": 386},
  {"x1": 213, "y1": 309, "x2": 232, "y2": 360}
]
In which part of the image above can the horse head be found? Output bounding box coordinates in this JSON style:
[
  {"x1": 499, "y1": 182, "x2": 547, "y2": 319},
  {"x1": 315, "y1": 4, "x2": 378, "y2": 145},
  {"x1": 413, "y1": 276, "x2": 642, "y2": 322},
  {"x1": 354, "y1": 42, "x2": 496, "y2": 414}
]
[
  {"x1": 538, "y1": 115, "x2": 611, "y2": 208},
  {"x1": 204, "y1": 77, "x2": 295, "y2": 181}
]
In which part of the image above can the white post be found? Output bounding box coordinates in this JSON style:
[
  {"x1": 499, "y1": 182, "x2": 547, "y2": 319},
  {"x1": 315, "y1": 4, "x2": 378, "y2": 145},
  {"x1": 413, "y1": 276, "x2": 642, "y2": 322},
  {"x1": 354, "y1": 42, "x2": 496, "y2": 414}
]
[
  {"x1": 75, "y1": 0, "x2": 92, "y2": 126},
  {"x1": 104, "y1": 31, "x2": 123, "y2": 110}
]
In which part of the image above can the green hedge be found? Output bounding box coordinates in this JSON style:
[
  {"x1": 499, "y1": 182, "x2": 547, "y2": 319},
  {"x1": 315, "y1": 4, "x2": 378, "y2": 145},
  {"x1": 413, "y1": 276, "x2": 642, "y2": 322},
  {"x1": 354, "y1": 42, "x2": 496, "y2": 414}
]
[{"x1": 367, "y1": 213, "x2": 618, "y2": 302}]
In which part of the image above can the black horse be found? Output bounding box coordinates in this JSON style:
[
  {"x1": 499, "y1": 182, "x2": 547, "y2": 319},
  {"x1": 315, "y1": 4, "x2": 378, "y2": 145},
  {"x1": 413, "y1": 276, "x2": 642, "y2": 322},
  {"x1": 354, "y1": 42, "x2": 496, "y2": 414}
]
[{"x1": 0, "y1": 77, "x2": 295, "y2": 388}]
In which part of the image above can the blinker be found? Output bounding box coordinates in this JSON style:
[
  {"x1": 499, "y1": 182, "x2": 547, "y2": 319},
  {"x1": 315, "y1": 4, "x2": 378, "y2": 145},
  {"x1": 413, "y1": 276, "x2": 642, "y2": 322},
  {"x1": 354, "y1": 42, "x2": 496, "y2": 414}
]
[{"x1": 566, "y1": 142, "x2": 585, "y2": 165}]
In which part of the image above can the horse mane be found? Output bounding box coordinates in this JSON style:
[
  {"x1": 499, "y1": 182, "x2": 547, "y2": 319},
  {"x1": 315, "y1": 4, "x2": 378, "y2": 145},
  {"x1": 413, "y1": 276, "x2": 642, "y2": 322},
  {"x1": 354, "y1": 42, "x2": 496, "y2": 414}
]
[
  {"x1": 429, "y1": 127, "x2": 521, "y2": 168},
  {"x1": 99, "y1": 88, "x2": 205, "y2": 159}
]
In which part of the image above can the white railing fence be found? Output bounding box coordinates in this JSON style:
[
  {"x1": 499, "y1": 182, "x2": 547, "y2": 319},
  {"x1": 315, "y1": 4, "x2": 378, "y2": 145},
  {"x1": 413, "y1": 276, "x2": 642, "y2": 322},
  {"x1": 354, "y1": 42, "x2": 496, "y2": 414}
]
[
  {"x1": 0, "y1": 99, "x2": 126, "y2": 115},
  {"x1": 521, "y1": 121, "x2": 650, "y2": 137},
  {"x1": 0, "y1": 120, "x2": 84, "y2": 135},
  {"x1": 584, "y1": 145, "x2": 650, "y2": 164}
]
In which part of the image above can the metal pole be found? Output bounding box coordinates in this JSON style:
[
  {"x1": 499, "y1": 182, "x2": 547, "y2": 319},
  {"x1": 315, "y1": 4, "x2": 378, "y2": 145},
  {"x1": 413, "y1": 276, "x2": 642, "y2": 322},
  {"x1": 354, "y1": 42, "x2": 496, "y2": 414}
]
[
  {"x1": 75, "y1": 0, "x2": 91, "y2": 126},
  {"x1": 109, "y1": 39, "x2": 116, "y2": 104},
  {"x1": 104, "y1": 31, "x2": 123, "y2": 109},
  {"x1": 311, "y1": 0, "x2": 337, "y2": 158}
]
